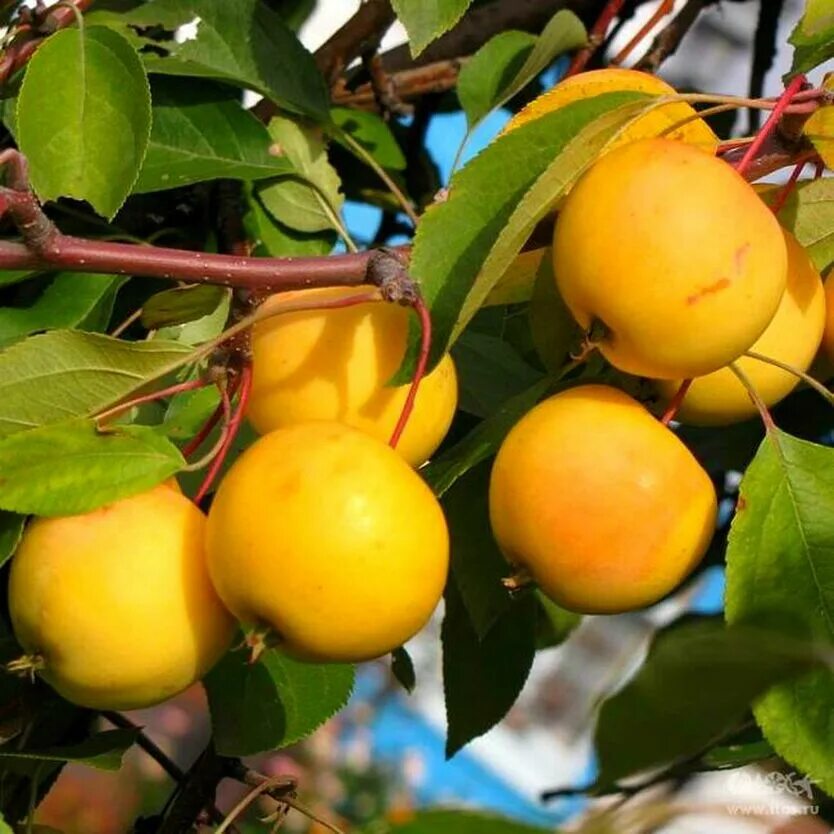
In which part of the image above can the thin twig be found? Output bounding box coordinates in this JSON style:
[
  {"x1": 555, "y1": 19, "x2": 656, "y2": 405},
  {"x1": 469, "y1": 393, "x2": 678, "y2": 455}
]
[
  {"x1": 728, "y1": 361, "x2": 777, "y2": 434},
  {"x1": 611, "y1": 0, "x2": 674, "y2": 66},
  {"x1": 94, "y1": 377, "x2": 208, "y2": 425},
  {"x1": 565, "y1": 0, "x2": 627, "y2": 78},
  {"x1": 660, "y1": 378, "x2": 692, "y2": 425},
  {"x1": 635, "y1": 0, "x2": 718, "y2": 72}
]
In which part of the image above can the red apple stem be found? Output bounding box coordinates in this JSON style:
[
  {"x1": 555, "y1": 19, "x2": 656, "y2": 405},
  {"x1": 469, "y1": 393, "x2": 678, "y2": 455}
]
[
  {"x1": 389, "y1": 296, "x2": 432, "y2": 451},
  {"x1": 770, "y1": 154, "x2": 816, "y2": 215},
  {"x1": 182, "y1": 375, "x2": 242, "y2": 459},
  {"x1": 660, "y1": 378, "x2": 692, "y2": 425},
  {"x1": 734, "y1": 74, "x2": 806, "y2": 178},
  {"x1": 193, "y1": 364, "x2": 253, "y2": 505}
]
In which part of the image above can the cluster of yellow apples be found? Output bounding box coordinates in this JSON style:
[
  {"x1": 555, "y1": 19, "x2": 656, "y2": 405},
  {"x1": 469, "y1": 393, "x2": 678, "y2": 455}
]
[
  {"x1": 7, "y1": 66, "x2": 831, "y2": 710},
  {"x1": 488, "y1": 68, "x2": 829, "y2": 614},
  {"x1": 7, "y1": 294, "x2": 458, "y2": 709}
]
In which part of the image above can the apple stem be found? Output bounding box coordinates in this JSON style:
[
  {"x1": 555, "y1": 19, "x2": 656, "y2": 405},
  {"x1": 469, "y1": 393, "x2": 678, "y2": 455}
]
[
  {"x1": 94, "y1": 377, "x2": 209, "y2": 426},
  {"x1": 181, "y1": 376, "x2": 240, "y2": 459},
  {"x1": 610, "y1": 0, "x2": 675, "y2": 66},
  {"x1": 193, "y1": 364, "x2": 253, "y2": 505},
  {"x1": 769, "y1": 154, "x2": 816, "y2": 215},
  {"x1": 734, "y1": 74, "x2": 806, "y2": 178},
  {"x1": 743, "y1": 350, "x2": 834, "y2": 409},
  {"x1": 389, "y1": 296, "x2": 432, "y2": 452},
  {"x1": 729, "y1": 361, "x2": 777, "y2": 434},
  {"x1": 564, "y1": 0, "x2": 627, "y2": 78},
  {"x1": 660, "y1": 378, "x2": 692, "y2": 425}
]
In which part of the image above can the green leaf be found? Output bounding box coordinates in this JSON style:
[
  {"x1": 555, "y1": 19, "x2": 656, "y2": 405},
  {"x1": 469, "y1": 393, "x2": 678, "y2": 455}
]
[
  {"x1": 443, "y1": 579, "x2": 537, "y2": 756},
  {"x1": 144, "y1": 0, "x2": 329, "y2": 122},
  {"x1": 0, "y1": 270, "x2": 38, "y2": 289},
  {"x1": 244, "y1": 183, "x2": 335, "y2": 257},
  {"x1": 135, "y1": 77, "x2": 292, "y2": 193},
  {"x1": 701, "y1": 739, "x2": 775, "y2": 771},
  {"x1": 205, "y1": 649, "x2": 354, "y2": 757},
  {"x1": 154, "y1": 293, "x2": 231, "y2": 346},
  {"x1": 595, "y1": 619, "x2": 820, "y2": 787},
  {"x1": 162, "y1": 385, "x2": 220, "y2": 440},
  {"x1": 0, "y1": 813, "x2": 10, "y2": 834},
  {"x1": 391, "y1": 647, "x2": 416, "y2": 694},
  {"x1": 0, "y1": 331, "x2": 192, "y2": 439},
  {"x1": 529, "y1": 251, "x2": 578, "y2": 372},
  {"x1": 778, "y1": 178, "x2": 834, "y2": 273},
  {"x1": 384, "y1": 810, "x2": 551, "y2": 834},
  {"x1": 0, "y1": 273, "x2": 126, "y2": 347},
  {"x1": 789, "y1": 0, "x2": 834, "y2": 75},
  {"x1": 0, "y1": 511, "x2": 24, "y2": 568},
  {"x1": 535, "y1": 592, "x2": 581, "y2": 650},
  {"x1": 0, "y1": 729, "x2": 138, "y2": 773},
  {"x1": 0, "y1": 419, "x2": 184, "y2": 516},
  {"x1": 392, "y1": 0, "x2": 473, "y2": 58},
  {"x1": 457, "y1": 10, "x2": 586, "y2": 131},
  {"x1": 17, "y1": 26, "x2": 151, "y2": 219},
  {"x1": 441, "y1": 462, "x2": 516, "y2": 637},
  {"x1": 457, "y1": 31, "x2": 536, "y2": 128},
  {"x1": 401, "y1": 92, "x2": 649, "y2": 378},
  {"x1": 258, "y1": 115, "x2": 344, "y2": 233},
  {"x1": 423, "y1": 377, "x2": 551, "y2": 498},
  {"x1": 141, "y1": 285, "x2": 229, "y2": 330},
  {"x1": 331, "y1": 107, "x2": 406, "y2": 171},
  {"x1": 726, "y1": 431, "x2": 834, "y2": 795},
  {"x1": 452, "y1": 331, "x2": 544, "y2": 418}
]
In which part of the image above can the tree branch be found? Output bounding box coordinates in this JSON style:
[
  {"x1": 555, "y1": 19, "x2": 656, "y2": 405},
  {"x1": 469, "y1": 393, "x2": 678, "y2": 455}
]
[
  {"x1": 748, "y1": 0, "x2": 786, "y2": 134},
  {"x1": 634, "y1": 0, "x2": 718, "y2": 72}
]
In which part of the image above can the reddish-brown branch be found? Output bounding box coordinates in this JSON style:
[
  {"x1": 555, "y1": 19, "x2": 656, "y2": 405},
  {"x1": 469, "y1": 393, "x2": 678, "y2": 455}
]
[
  {"x1": 389, "y1": 297, "x2": 432, "y2": 450},
  {"x1": 331, "y1": 59, "x2": 464, "y2": 111},
  {"x1": 611, "y1": 0, "x2": 674, "y2": 66},
  {"x1": 635, "y1": 0, "x2": 718, "y2": 72},
  {"x1": 660, "y1": 379, "x2": 692, "y2": 426},
  {"x1": 735, "y1": 75, "x2": 806, "y2": 178},
  {"x1": 564, "y1": 0, "x2": 626, "y2": 78},
  {"x1": 0, "y1": 234, "x2": 399, "y2": 290}
]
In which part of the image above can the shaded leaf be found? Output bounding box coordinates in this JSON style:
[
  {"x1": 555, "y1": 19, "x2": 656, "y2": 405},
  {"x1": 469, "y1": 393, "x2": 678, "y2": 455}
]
[
  {"x1": 332, "y1": 107, "x2": 406, "y2": 171},
  {"x1": 529, "y1": 249, "x2": 578, "y2": 373},
  {"x1": 423, "y1": 377, "x2": 551, "y2": 498},
  {"x1": 141, "y1": 285, "x2": 229, "y2": 330},
  {"x1": 453, "y1": 331, "x2": 544, "y2": 418},
  {"x1": 484, "y1": 248, "x2": 545, "y2": 307},
  {"x1": 162, "y1": 385, "x2": 221, "y2": 440},
  {"x1": 0, "y1": 331, "x2": 192, "y2": 439},
  {"x1": 144, "y1": 0, "x2": 329, "y2": 122},
  {"x1": 205, "y1": 649, "x2": 354, "y2": 756},
  {"x1": 391, "y1": 647, "x2": 416, "y2": 694},
  {"x1": 17, "y1": 26, "x2": 151, "y2": 218},
  {"x1": 596, "y1": 619, "x2": 820, "y2": 787},
  {"x1": 135, "y1": 77, "x2": 292, "y2": 193},
  {"x1": 0, "y1": 512, "x2": 23, "y2": 568},
  {"x1": 0, "y1": 273, "x2": 126, "y2": 347},
  {"x1": 401, "y1": 92, "x2": 649, "y2": 378},
  {"x1": 0, "y1": 419, "x2": 184, "y2": 516},
  {"x1": 0, "y1": 729, "x2": 138, "y2": 773},
  {"x1": 726, "y1": 431, "x2": 834, "y2": 795},
  {"x1": 701, "y1": 739, "x2": 775, "y2": 771},
  {"x1": 535, "y1": 592, "x2": 581, "y2": 651},
  {"x1": 441, "y1": 462, "x2": 515, "y2": 637},
  {"x1": 443, "y1": 579, "x2": 537, "y2": 756},
  {"x1": 392, "y1": 0, "x2": 473, "y2": 58}
]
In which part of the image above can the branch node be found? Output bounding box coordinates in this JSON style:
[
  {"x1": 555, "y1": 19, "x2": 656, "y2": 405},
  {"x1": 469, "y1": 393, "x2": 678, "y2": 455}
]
[{"x1": 366, "y1": 247, "x2": 419, "y2": 304}]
